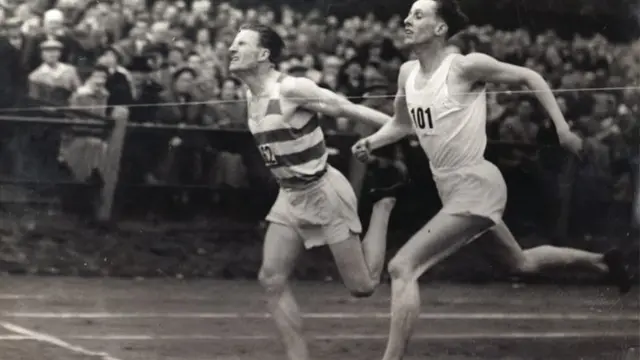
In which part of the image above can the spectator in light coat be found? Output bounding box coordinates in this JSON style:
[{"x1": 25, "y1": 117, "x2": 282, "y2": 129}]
[{"x1": 28, "y1": 39, "x2": 81, "y2": 104}]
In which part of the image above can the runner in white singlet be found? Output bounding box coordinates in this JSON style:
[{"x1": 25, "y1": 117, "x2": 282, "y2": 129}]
[
  {"x1": 228, "y1": 24, "x2": 407, "y2": 360},
  {"x1": 351, "y1": 1, "x2": 632, "y2": 359}
]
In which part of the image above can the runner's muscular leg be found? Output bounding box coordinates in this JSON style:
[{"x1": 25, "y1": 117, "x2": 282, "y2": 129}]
[
  {"x1": 329, "y1": 197, "x2": 396, "y2": 297},
  {"x1": 482, "y1": 220, "x2": 607, "y2": 274},
  {"x1": 381, "y1": 211, "x2": 494, "y2": 360},
  {"x1": 258, "y1": 223, "x2": 309, "y2": 360}
]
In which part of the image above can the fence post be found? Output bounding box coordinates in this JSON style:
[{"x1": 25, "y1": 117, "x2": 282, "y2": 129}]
[
  {"x1": 96, "y1": 107, "x2": 129, "y2": 222},
  {"x1": 553, "y1": 152, "x2": 578, "y2": 244}
]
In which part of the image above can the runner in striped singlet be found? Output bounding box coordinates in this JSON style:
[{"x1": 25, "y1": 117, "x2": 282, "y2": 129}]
[{"x1": 228, "y1": 24, "x2": 407, "y2": 360}]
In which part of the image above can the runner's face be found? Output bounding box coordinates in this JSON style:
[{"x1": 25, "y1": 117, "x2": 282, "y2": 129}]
[
  {"x1": 403, "y1": 0, "x2": 444, "y2": 46},
  {"x1": 228, "y1": 30, "x2": 263, "y2": 73}
]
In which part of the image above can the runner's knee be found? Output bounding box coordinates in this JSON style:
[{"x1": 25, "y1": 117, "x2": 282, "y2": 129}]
[
  {"x1": 387, "y1": 256, "x2": 418, "y2": 282},
  {"x1": 512, "y1": 248, "x2": 547, "y2": 274},
  {"x1": 258, "y1": 267, "x2": 288, "y2": 293},
  {"x1": 348, "y1": 280, "x2": 376, "y2": 298}
]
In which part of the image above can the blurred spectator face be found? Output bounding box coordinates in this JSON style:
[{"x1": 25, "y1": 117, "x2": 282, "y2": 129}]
[
  {"x1": 6, "y1": 25, "x2": 22, "y2": 44},
  {"x1": 174, "y1": 70, "x2": 195, "y2": 94},
  {"x1": 368, "y1": 45, "x2": 382, "y2": 60},
  {"x1": 171, "y1": 26, "x2": 186, "y2": 42},
  {"x1": 98, "y1": 49, "x2": 119, "y2": 69},
  {"x1": 215, "y1": 40, "x2": 229, "y2": 56},
  {"x1": 282, "y1": 12, "x2": 294, "y2": 27},
  {"x1": 258, "y1": 10, "x2": 275, "y2": 25},
  {"x1": 295, "y1": 33, "x2": 310, "y2": 52},
  {"x1": 517, "y1": 100, "x2": 534, "y2": 119},
  {"x1": 245, "y1": 9, "x2": 258, "y2": 22},
  {"x1": 163, "y1": 6, "x2": 179, "y2": 24},
  {"x1": 302, "y1": 54, "x2": 316, "y2": 70},
  {"x1": 352, "y1": 17, "x2": 362, "y2": 29},
  {"x1": 583, "y1": 72, "x2": 596, "y2": 88},
  {"x1": 192, "y1": 0, "x2": 211, "y2": 14},
  {"x1": 150, "y1": 21, "x2": 170, "y2": 43},
  {"x1": 322, "y1": 72, "x2": 337, "y2": 87},
  {"x1": 43, "y1": 9, "x2": 64, "y2": 34},
  {"x1": 545, "y1": 47, "x2": 563, "y2": 67},
  {"x1": 42, "y1": 48, "x2": 61, "y2": 65},
  {"x1": 592, "y1": 94, "x2": 610, "y2": 118},
  {"x1": 344, "y1": 46, "x2": 358, "y2": 61},
  {"x1": 327, "y1": 16, "x2": 338, "y2": 28},
  {"x1": 131, "y1": 19, "x2": 150, "y2": 40},
  {"x1": 403, "y1": 0, "x2": 442, "y2": 46},
  {"x1": 124, "y1": 0, "x2": 145, "y2": 12},
  {"x1": 95, "y1": 3, "x2": 111, "y2": 19},
  {"x1": 388, "y1": 15, "x2": 402, "y2": 30},
  {"x1": 595, "y1": 68, "x2": 608, "y2": 86},
  {"x1": 323, "y1": 56, "x2": 342, "y2": 76},
  {"x1": 152, "y1": 1, "x2": 168, "y2": 21},
  {"x1": 196, "y1": 28, "x2": 211, "y2": 44},
  {"x1": 345, "y1": 62, "x2": 363, "y2": 80},
  {"x1": 187, "y1": 53, "x2": 203, "y2": 69},
  {"x1": 89, "y1": 68, "x2": 108, "y2": 89},
  {"x1": 228, "y1": 29, "x2": 264, "y2": 73},
  {"x1": 168, "y1": 48, "x2": 185, "y2": 67},
  {"x1": 220, "y1": 79, "x2": 238, "y2": 100},
  {"x1": 22, "y1": 17, "x2": 42, "y2": 36},
  {"x1": 363, "y1": 63, "x2": 382, "y2": 82},
  {"x1": 175, "y1": 0, "x2": 187, "y2": 11}
]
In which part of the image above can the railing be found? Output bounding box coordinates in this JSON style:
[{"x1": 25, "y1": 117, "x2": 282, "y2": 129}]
[
  {"x1": 0, "y1": 98, "x2": 123, "y2": 221},
  {"x1": 0, "y1": 110, "x2": 635, "y2": 242}
]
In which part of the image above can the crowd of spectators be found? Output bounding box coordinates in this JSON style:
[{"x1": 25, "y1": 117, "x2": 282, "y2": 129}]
[{"x1": 0, "y1": 0, "x2": 636, "y2": 215}]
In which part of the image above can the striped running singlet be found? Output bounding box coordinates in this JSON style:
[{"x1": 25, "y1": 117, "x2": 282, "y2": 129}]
[{"x1": 247, "y1": 74, "x2": 328, "y2": 189}]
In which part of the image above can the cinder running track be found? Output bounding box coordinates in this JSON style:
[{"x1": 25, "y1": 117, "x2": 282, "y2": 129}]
[{"x1": 0, "y1": 277, "x2": 638, "y2": 359}]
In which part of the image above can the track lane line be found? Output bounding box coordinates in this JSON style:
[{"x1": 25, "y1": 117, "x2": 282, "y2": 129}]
[
  {"x1": 0, "y1": 322, "x2": 123, "y2": 360},
  {"x1": 4, "y1": 311, "x2": 638, "y2": 321},
  {"x1": 0, "y1": 332, "x2": 636, "y2": 341}
]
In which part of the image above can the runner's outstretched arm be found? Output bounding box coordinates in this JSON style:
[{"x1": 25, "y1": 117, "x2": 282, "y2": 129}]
[{"x1": 281, "y1": 76, "x2": 392, "y2": 128}]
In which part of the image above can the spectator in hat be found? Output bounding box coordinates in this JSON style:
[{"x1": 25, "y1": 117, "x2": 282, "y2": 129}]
[
  {"x1": 24, "y1": 8, "x2": 80, "y2": 72},
  {"x1": 28, "y1": 39, "x2": 81, "y2": 105}
]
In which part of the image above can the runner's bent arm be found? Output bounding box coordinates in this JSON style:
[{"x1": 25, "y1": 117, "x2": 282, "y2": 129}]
[
  {"x1": 364, "y1": 87, "x2": 414, "y2": 150},
  {"x1": 456, "y1": 53, "x2": 570, "y2": 134},
  {"x1": 363, "y1": 61, "x2": 415, "y2": 150},
  {"x1": 281, "y1": 77, "x2": 391, "y2": 128}
]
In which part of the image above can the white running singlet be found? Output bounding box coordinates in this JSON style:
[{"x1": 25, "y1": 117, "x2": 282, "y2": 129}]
[
  {"x1": 404, "y1": 54, "x2": 507, "y2": 223},
  {"x1": 404, "y1": 54, "x2": 487, "y2": 172}
]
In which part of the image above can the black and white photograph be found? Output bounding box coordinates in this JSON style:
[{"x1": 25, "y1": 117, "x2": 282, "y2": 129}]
[{"x1": 0, "y1": 0, "x2": 637, "y2": 359}]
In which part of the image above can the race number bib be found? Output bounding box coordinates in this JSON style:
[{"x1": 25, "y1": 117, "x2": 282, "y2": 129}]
[
  {"x1": 259, "y1": 145, "x2": 278, "y2": 166},
  {"x1": 409, "y1": 106, "x2": 435, "y2": 135}
]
